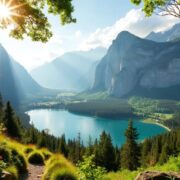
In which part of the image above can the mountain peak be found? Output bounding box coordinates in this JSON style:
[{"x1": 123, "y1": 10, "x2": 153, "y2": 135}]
[
  {"x1": 146, "y1": 23, "x2": 180, "y2": 42},
  {"x1": 114, "y1": 31, "x2": 142, "y2": 44},
  {"x1": 117, "y1": 31, "x2": 140, "y2": 39}
]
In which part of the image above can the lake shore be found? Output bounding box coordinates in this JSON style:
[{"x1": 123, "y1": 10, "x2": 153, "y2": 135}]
[{"x1": 142, "y1": 119, "x2": 171, "y2": 132}]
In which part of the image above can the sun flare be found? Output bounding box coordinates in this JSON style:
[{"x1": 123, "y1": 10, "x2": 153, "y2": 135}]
[
  {"x1": 0, "y1": 3, "x2": 11, "y2": 19},
  {"x1": 0, "y1": 0, "x2": 26, "y2": 26}
]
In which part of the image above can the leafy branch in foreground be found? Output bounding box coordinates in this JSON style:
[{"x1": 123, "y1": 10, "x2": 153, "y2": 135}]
[
  {"x1": 0, "y1": 0, "x2": 76, "y2": 42},
  {"x1": 131, "y1": 0, "x2": 180, "y2": 18}
]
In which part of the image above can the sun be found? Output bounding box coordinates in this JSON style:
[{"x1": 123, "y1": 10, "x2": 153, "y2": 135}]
[
  {"x1": 0, "y1": 3, "x2": 11, "y2": 19},
  {"x1": 0, "y1": 0, "x2": 26, "y2": 26}
]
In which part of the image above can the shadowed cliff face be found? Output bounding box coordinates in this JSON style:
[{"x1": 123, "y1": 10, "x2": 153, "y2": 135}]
[
  {"x1": 0, "y1": 45, "x2": 44, "y2": 107},
  {"x1": 92, "y1": 31, "x2": 180, "y2": 99},
  {"x1": 0, "y1": 45, "x2": 23, "y2": 106}
]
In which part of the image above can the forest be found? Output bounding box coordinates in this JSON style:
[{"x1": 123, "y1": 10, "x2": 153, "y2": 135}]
[{"x1": 0, "y1": 94, "x2": 180, "y2": 179}]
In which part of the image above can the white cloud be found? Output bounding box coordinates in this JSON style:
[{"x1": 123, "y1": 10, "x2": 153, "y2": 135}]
[
  {"x1": 80, "y1": 9, "x2": 180, "y2": 50},
  {"x1": 75, "y1": 30, "x2": 82, "y2": 38},
  {"x1": 0, "y1": 31, "x2": 65, "y2": 71}
]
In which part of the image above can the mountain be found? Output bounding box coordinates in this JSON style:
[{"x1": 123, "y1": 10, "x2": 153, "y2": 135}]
[
  {"x1": 92, "y1": 31, "x2": 180, "y2": 100},
  {"x1": 146, "y1": 23, "x2": 180, "y2": 42},
  {"x1": 0, "y1": 44, "x2": 50, "y2": 107},
  {"x1": 30, "y1": 47, "x2": 107, "y2": 91}
]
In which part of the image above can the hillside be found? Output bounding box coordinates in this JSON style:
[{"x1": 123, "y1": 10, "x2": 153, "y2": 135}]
[
  {"x1": 92, "y1": 31, "x2": 180, "y2": 100},
  {"x1": 0, "y1": 100, "x2": 180, "y2": 180},
  {"x1": 0, "y1": 44, "x2": 55, "y2": 107},
  {"x1": 31, "y1": 47, "x2": 106, "y2": 91},
  {"x1": 105, "y1": 156, "x2": 180, "y2": 179},
  {"x1": 0, "y1": 134, "x2": 77, "y2": 180}
]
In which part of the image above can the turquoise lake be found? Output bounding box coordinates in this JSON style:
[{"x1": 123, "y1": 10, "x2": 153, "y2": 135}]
[{"x1": 27, "y1": 109, "x2": 167, "y2": 146}]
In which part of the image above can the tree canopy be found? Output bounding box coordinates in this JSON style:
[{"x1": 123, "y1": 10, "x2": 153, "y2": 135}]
[
  {"x1": 0, "y1": 0, "x2": 75, "y2": 42},
  {"x1": 121, "y1": 120, "x2": 140, "y2": 170},
  {"x1": 131, "y1": 0, "x2": 180, "y2": 17}
]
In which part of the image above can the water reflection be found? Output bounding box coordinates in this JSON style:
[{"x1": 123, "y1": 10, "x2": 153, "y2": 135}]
[{"x1": 28, "y1": 109, "x2": 167, "y2": 146}]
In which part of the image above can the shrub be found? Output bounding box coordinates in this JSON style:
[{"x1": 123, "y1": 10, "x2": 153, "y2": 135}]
[
  {"x1": 24, "y1": 147, "x2": 34, "y2": 154},
  {"x1": 11, "y1": 148, "x2": 27, "y2": 173},
  {"x1": 5, "y1": 166, "x2": 18, "y2": 180},
  {"x1": 43, "y1": 162, "x2": 68, "y2": 180},
  {"x1": 41, "y1": 149, "x2": 52, "y2": 161},
  {"x1": 0, "y1": 145, "x2": 11, "y2": 163},
  {"x1": 50, "y1": 168, "x2": 77, "y2": 180},
  {"x1": 43, "y1": 155, "x2": 76, "y2": 180},
  {"x1": 0, "y1": 161, "x2": 7, "y2": 177},
  {"x1": 77, "y1": 155, "x2": 106, "y2": 180},
  {"x1": 44, "y1": 153, "x2": 51, "y2": 160},
  {"x1": 28, "y1": 151, "x2": 44, "y2": 165}
]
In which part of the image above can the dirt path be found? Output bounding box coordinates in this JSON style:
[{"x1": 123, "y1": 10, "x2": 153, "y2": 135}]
[{"x1": 20, "y1": 164, "x2": 44, "y2": 180}]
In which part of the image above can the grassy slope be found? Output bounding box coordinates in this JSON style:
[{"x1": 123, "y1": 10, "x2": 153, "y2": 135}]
[
  {"x1": 104, "y1": 156, "x2": 180, "y2": 180},
  {"x1": 0, "y1": 134, "x2": 77, "y2": 179}
]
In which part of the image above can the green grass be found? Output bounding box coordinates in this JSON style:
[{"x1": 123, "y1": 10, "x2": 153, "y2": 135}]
[
  {"x1": 43, "y1": 154, "x2": 76, "y2": 180},
  {"x1": 75, "y1": 91, "x2": 109, "y2": 101},
  {"x1": 41, "y1": 148, "x2": 52, "y2": 160},
  {"x1": 104, "y1": 169, "x2": 139, "y2": 180},
  {"x1": 0, "y1": 135, "x2": 28, "y2": 178},
  {"x1": 5, "y1": 166, "x2": 18, "y2": 180},
  {"x1": 11, "y1": 148, "x2": 27, "y2": 173},
  {"x1": 50, "y1": 168, "x2": 77, "y2": 180},
  {"x1": 28, "y1": 151, "x2": 45, "y2": 165},
  {"x1": 104, "y1": 155, "x2": 180, "y2": 180},
  {"x1": 0, "y1": 134, "x2": 77, "y2": 180},
  {"x1": 24, "y1": 147, "x2": 34, "y2": 154}
]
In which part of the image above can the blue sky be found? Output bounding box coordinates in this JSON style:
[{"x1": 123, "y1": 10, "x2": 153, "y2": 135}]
[{"x1": 0, "y1": 0, "x2": 179, "y2": 71}]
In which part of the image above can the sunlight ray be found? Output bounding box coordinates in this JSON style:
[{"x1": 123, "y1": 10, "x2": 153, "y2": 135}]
[
  {"x1": 0, "y1": 0, "x2": 27, "y2": 26},
  {"x1": 9, "y1": 2, "x2": 27, "y2": 11},
  {"x1": 6, "y1": 0, "x2": 14, "y2": 7}
]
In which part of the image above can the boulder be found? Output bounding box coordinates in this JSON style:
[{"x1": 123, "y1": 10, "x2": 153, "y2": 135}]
[{"x1": 135, "y1": 171, "x2": 180, "y2": 180}]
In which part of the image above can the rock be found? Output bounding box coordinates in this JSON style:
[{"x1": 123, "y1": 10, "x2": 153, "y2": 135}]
[
  {"x1": 135, "y1": 171, "x2": 180, "y2": 180},
  {"x1": 1, "y1": 170, "x2": 14, "y2": 180},
  {"x1": 92, "y1": 31, "x2": 180, "y2": 100},
  {"x1": 37, "y1": 174, "x2": 42, "y2": 178}
]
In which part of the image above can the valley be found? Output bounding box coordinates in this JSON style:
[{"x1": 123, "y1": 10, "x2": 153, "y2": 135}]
[
  {"x1": 0, "y1": 8, "x2": 180, "y2": 179},
  {"x1": 23, "y1": 91, "x2": 180, "y2": 133}
]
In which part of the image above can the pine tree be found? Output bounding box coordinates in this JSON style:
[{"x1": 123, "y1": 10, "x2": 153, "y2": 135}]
[
  {"x1": 121, "y1": 120, "x2": 140, "y2": 170},
  {"x1": 93, "y1": 138, "x2": 100, "y2": 165},
  {"x1": 96, "y1": 131, "x2": 116, "y2": 171},
  {"x1": 0, "y1": 93, "x2": 3, "y2": 110},
  {"x1": 0, "y1": 93, "x2": 3, "y2": 123},
  {"x1": 140, "y1": 139, "x2": 151, "y2": 167},
  {"x1": 27, "y1": 125, "x2": 38, "y2": 144},
  {"x1": 114, "y1": 146, "x2": 121, "y2": 170},
  {"x1": 159, "y1": 143, "x2": 169, "y2": 165},
  {"x1": 3, "y1": 102, "x2": 21, "y2": 138},
  {"x1": 67, "y1": 139, "x2": 76, "y2": 163},
  {"x1": 37, "y1": 130, "x2": 47, "y2": 148},
  {"x1": 75, "y1": 132, "x2": 81, "y2": 162},
  {"x1": 150, "y1": 138, "x2": 160, "y2": 165},
  {"x1": 85, "y1": 136, "x2": 94, "y2": 156},
  {"x1": 59, "y1": 134, "x2": 68, "y2": 157}
]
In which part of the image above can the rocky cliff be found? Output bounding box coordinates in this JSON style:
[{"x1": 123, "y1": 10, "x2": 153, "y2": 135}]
[
  {"x1": 92, "y1": 31, "x2": 180, "y2": 99},
  {"x1": 0, "y1": 44, "x2": 52, "y2": 107}
]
